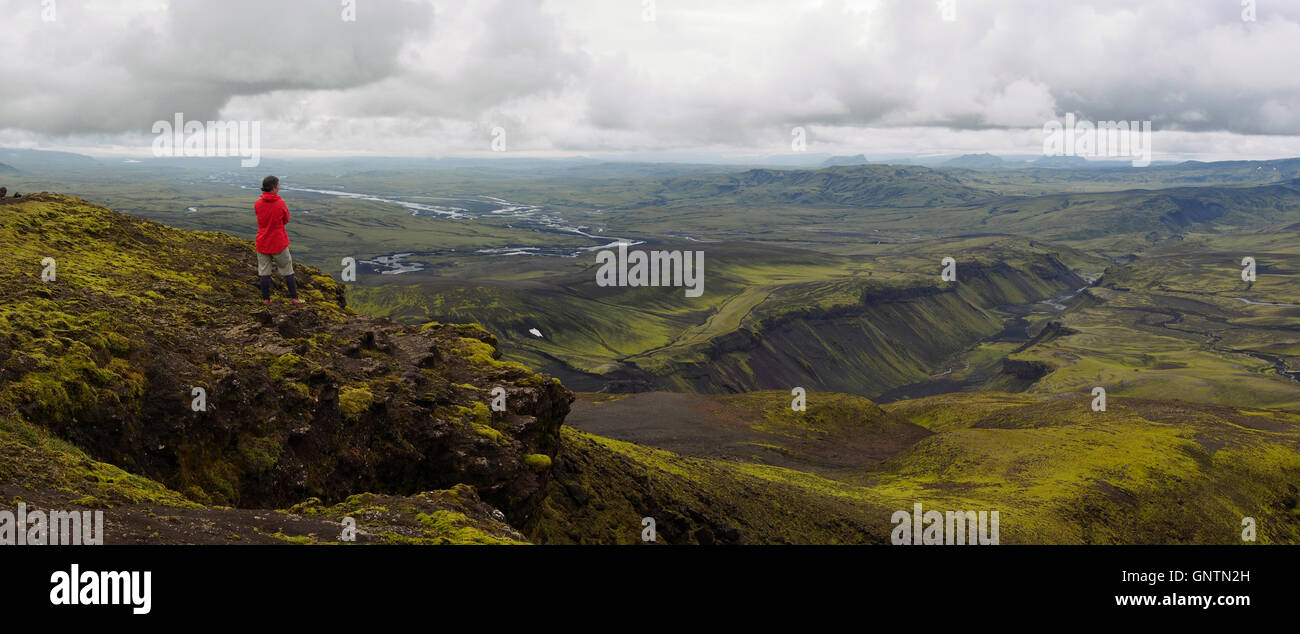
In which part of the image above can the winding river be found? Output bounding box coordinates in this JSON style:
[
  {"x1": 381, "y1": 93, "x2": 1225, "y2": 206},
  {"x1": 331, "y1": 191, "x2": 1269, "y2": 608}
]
[
  {"x1": 278, "y1": 186, "x2": 643, "y2": 274},
  {"x1": 1234, "y1": 297, "x2": 1300, "y2": 307}
]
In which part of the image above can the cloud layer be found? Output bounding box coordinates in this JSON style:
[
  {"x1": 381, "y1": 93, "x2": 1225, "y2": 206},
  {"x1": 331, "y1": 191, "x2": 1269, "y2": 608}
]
[{"x1": 1, "y1": 0, "x2": 1297, "y2": 159}]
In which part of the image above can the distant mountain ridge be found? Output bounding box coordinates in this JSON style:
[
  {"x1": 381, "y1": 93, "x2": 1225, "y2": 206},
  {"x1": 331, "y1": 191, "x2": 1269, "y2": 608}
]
[
  {"x1": 648, "y1": 164, "x2": 997, "y2": 208},
  {"x1": 942, "y1": 153, "x2": 1004, "y2": 169},
  {"x1": 821, "y1": 154, "x2": 870, "y2": 167},
  {"x1": 0, "y1": 148, "x2": 98, "y2": 170}
]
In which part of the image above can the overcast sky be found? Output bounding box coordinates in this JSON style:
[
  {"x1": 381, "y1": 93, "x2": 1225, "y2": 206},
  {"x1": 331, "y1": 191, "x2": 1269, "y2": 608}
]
[{"x1": 1, "y1": 0, "x2": 1298, "y2": 161}]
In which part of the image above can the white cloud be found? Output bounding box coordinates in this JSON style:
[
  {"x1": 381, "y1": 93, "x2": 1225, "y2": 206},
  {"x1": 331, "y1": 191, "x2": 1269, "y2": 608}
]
[{"x1": 1, "y1": 0, "x2": 1298, "y2": 160}]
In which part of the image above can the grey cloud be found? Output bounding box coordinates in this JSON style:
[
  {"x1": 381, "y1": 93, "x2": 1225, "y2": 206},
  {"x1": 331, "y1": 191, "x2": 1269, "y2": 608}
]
[
  {"x1": 0, "y1": 0, "x2": 432, "y2": 134},
  {"x1": 1, "y1": 0, "x2": 1298, "y2": 156},
  {"x1": 575, "y1": 0, "x2": 1300, "y2": 140}
]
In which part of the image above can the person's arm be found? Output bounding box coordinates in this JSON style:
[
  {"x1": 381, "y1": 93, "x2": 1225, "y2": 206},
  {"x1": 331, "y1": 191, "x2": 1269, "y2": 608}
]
[{"x1": 281, "y1": 200, "x2": 290, "y2": 225}]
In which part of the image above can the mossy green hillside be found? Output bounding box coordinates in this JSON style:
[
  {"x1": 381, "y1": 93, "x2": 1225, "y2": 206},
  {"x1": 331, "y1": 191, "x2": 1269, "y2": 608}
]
[
  {"x1": 0, "y1": 413, "x2": 198, "y2": 509},
  {"x1": 542, "y1": 392, "x2": 1300, "y2": 544},
  {"x1": 0, "y1": 195, "x2": 572, "y2": 517},
  {"x1": 1002, "y1": 228, "x2": 1300, "y2": 409},
  {"x1": 351, "y1": 236, "x2": 1089, "y2": 398},
  {"x1": 0, "y1": 408, "x2": 531, "y2": 544}
]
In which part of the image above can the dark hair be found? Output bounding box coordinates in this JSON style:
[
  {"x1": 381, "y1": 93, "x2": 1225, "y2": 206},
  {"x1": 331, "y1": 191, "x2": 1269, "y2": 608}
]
[{"x1": 261, "y1": 175, "x2": 280, "y2": 192}]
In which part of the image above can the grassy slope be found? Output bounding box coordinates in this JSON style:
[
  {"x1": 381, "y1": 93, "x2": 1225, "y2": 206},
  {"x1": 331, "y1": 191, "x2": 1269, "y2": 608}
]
[
  {"x1": 1006, "y1": 226, "x2": 1300, "y2": 409},
  {"x1": 351, "y1": 236, "x2": 1090, "y2": 397},
  {"x1": 541, "y1": 390, "x2": 1300, "y2": 544},
  {"x1": 8, "y1": 165, "x2": 1300, "y2": 545},
  {"x1": 623, "y1": 237, "x2": 1086, "y2": 395},
  {"x1": 0, "y1": 194, "x2": 558, "y2": 544}
]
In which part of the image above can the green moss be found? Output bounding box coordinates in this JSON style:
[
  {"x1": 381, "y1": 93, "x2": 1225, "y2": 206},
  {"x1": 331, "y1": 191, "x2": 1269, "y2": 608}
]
[
  {"x1": 290, "y1": 488, "x2": 529, "y2": 545},
  {"x1": 452, "y1": 337, "x2": 530, "y2": 373},
  {"x1": 414, "y1": 510, "x2": 526, "y2": 545},
  {"x1": 196, "y1": 458, "x2": 240, "y2": 506},
  {"x1": 525, "y1": 453, "x2": 552, "y2": 471},
  {"x1": 416, "y1": 510, "x2": 466, "y2": 532},
  {"x1": 287, "y1": 497, "x2": 323, "y2": 514},
  {"x1": 270, "y1": 532, "x2": 314, "y2": 545},
  {"x1": 472, "y1": 423, "x2": 507, "y2": 446},
  {"x1": 338, "y1": 386, "x2": 374, "y2": 421},
  {"x1": 467, "y1": 401, "x2": 492, "y2": 425},
  {"x1": 183, "y1": 486, "x2": 212, "y2": 505},
  {"x1": 455, "y1": 337, "x2": 499, "y2": 365},
  {"x1": 310, "y1": 492, "x2": 389, "y2": 517},
  {"x1": 451, "y1": 402, "x2": 509, "y2": 446},
  {"x1": 423, "y1": 322, "x2": 493, "y2": 339},
  {"x1": 237, "y1": 435, "x2": 282, "y2": 473},
  {"x1": 0, "y1": 414, "x2": 199, "y2": 509},
  {"x1": 269, "y1": 353, "x2": 302, "y2": 380}
]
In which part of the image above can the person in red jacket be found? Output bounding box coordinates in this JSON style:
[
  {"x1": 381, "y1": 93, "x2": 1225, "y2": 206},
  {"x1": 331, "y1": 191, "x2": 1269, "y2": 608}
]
[{"x1": 254, "y1": 175, "x2": 303, "y2": 305}]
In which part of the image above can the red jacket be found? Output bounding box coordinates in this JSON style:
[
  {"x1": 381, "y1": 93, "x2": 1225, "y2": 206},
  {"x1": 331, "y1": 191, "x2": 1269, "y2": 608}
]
[{"x1": 254, "y1": 192, "x2": 290, "y2": 254}]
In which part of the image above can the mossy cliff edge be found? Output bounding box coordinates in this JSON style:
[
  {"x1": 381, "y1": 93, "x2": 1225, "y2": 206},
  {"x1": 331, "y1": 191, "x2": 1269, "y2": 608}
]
[
  {"x1": 0, "y1": 194, "x2": 570, "y2": 541},
  {"x1": 3, "y1": 194, "x2": 1299, "y2": 545}
]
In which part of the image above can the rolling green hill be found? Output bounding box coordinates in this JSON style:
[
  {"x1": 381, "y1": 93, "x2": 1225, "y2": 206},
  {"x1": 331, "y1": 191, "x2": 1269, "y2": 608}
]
[
  {"x1": 639, "y1": 165, "x2": 998, "y2": 208},
  {"x1": 4, "y1": 193, "x2": 1300, "y2": 545},
  {"x1": 538, "y1": 390, "x2": 1300, "y2": 544},
  {"x1": 348, "y1": 236, "x2": 1089, "y2": 398},
  {"x1": 1002, "y1": 226, "x2": 1300, "y2": 409}
]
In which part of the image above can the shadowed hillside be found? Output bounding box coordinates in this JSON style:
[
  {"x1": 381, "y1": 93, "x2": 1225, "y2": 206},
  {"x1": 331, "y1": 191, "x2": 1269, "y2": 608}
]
[{"x1": 0, "y1": 194, "x2": 570, "y2": 542}]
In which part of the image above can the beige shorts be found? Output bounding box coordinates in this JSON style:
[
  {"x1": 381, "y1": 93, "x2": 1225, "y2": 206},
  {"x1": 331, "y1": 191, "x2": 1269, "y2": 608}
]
[{"x1": 257, "y1": 248, "x2": 294, "y2": 276}]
